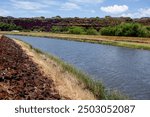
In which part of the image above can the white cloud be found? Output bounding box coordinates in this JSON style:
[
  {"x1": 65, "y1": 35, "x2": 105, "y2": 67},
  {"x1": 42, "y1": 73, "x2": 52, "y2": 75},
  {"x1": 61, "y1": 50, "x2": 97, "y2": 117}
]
[
  {"x1": 121, "y1": 8, "x2": 150, "y2": 18},
  {"x1": 10, "y1": 0, "x2": 47, "y2": 10},
  {"x1": 61, "y1": 2, "x2": 80, "y2": 10},
  {"x1": 139, "y1": 8, "x2": 150, "y2": 17},
  {"x1": 69, "y1": 0, "x2": 104, "y2": 4},
  {"x1": 0, "y1": 9, "x2": 9, "y2": 16},
  {"x1": 101, "y1": 5, "x2": 128, "y2": 14}
]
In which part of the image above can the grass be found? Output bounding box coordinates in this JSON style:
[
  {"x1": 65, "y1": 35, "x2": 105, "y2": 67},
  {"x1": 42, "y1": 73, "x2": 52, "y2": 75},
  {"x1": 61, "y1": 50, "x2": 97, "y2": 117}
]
[
  {"x1": 15, "y1": 37, "x2": 128, "y2": 100},
  {"x1": 33, "y1": 46, "x2": 128, "y2": 100},
  {"x1": 99, "y1": 41, "x2": 150, "y2": 50},
  {"x1": 1, "y1": 31, "x2": 150, "y2": 50}
]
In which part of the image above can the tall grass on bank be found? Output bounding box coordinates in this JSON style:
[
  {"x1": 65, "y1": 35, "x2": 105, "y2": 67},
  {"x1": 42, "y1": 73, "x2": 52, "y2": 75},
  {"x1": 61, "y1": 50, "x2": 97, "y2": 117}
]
[
  {"x1": 98, "y1": 41, "x2": 150, "y2": 50},
  {"x1": 17, "y1": 38, "x2": 127, "y2": 100},
  {"x1": 34, "y1": 48, "x2": 127, "y2": 100},
  {"x1": 3, "y1": 32, "x2": 150, "y2": 51}
]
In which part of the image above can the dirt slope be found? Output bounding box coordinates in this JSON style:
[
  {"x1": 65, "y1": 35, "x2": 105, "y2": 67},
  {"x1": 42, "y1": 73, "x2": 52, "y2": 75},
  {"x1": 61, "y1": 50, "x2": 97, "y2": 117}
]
[{"x1": 0, "y1": 36, "x2": 61, "y2": 100}]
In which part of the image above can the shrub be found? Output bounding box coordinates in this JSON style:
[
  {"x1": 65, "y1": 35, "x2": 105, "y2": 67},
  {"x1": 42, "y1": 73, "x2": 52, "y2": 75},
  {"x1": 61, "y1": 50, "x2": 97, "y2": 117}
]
[
  {"x1": 100, "y1": 26, "x2": 116, "y2": 36},
  {"x1": 68, "y1": 26, "x2": 85, "y2": 34},
  {"x1": 0, "y1": 22, "x2": 22, "y2": 31},
  {"x1": 51, "y1": 26, "x2": 62, "y2": 33},
  {"x1": 100, "y1": 23, "x2": 150, "y2": 37},
  {"x1": 51, "y1": 26, "x2": 69, "y2": 33},
  {"x1": 86, "y1": 28, "x2": 98, "y2": 35}
]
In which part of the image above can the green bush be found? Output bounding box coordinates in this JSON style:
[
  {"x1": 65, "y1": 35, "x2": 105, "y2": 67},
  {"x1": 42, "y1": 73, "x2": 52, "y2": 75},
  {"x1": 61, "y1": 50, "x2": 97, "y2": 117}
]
[
  {"x1": 68, "y1": 26, "x2": 85, "y2": 34},
  {"x1": 86, "y1": 28, "x2": 98, "y2": 35},
  {"x1": 100, "y1": 26, "x2": 115, "y2": 36},
  {"x1": 51, "y1": 26, "x2": 69, "y2": 33},
  {"x1": 0, "y1": 22, "x2": 22, "y2": 31},
  {"x1": 100, "y1": 23, "x2": 150, "y2": 37},
  {"x1": 51, "y1": 26, "x2": 62, "y2": 33}
]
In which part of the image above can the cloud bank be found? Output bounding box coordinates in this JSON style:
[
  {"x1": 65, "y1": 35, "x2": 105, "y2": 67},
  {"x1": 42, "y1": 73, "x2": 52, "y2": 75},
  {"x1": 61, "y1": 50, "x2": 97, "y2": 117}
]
[{"x1": 101, "y1": 5, "x2": 128, "y2": 14}]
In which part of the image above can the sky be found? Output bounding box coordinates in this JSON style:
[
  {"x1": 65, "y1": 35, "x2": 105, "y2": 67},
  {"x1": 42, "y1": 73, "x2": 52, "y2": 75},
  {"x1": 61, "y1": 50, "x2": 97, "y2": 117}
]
[{"x1": 0, "y1": 0, "x2": 150, "y2": 18}]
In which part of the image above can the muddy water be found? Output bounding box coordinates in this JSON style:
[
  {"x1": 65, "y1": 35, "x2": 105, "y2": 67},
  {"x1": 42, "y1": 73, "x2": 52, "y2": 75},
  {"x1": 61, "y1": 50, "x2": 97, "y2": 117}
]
[{"x1": 7, "y1": 35, "x2": 150, "y2": 99}]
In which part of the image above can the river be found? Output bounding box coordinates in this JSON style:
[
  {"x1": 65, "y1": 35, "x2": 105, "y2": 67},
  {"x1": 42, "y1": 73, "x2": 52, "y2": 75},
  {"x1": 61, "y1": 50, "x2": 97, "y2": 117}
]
[{"x1": 7, "y1": 35, "x2": 150, "y2": 99}]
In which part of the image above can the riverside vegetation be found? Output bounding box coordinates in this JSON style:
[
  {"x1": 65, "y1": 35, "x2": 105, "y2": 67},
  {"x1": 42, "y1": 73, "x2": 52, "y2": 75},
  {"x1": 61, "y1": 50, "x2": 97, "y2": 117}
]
[
  {"x1": 2, "y1": 20, "x2": 150, "y2": 50},
  {"x1": 1, "y1": 16, "x2": 150, "y2": 51},
  {"x1": 1, "y1": 30, "x2": 150, "y2": 51},
  {"x1": 0, "y1": 22, "x2": 22, "y2": 31},
  {"x1": 51, "y1": 23, "x2": 150, "y2": 37},
  {"x1": 0, "y1": 16, "x2": 150, "y2": 37},
  {"x1": 100, "y1": 23, "x2": 150, "y2": 37}
]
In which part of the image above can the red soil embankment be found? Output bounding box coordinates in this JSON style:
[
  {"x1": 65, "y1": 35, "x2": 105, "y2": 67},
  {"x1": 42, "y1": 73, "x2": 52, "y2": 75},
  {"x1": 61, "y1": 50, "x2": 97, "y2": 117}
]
[{"x1": 0, "y1": 36, "x2": 61, "y2": 100}]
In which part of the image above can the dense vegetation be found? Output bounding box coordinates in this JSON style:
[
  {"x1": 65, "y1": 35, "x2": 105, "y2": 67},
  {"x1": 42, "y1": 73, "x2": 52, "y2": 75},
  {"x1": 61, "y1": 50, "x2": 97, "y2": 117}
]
[
  {"x1": 68, "y1": 26, "x2": 85, "y2": 34},
  {"x1": 50, "y1": 23, "x2": 150, "y2": 37},
  {"x1": 100, "y1": 23, "x2": 150, "y2": 37},
  {"x1": 51, "y1": 26, "x2": 99, "y2": 35},
  {"x1": 86, "y1": 28, "x2": 98, "y2": 35},
  {"x1": 0, "y1": 22, "x2": 22, "y2": 31},
  {"x1": 0, "y1": 16, "x2": 150, "y2": 32},
  {"x1": 0, "y1": 16, "x2": 150, "y2": 37}
]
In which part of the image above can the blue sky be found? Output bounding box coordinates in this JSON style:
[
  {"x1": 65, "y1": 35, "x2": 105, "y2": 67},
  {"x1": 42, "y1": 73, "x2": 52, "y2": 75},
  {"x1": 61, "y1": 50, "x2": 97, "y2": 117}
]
[{"x1": 0, "y1": 0, "x2": 150, "y2": 18}]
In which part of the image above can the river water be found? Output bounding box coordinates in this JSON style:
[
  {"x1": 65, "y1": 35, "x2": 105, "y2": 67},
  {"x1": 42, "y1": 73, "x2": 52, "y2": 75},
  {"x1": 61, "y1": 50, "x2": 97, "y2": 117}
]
[{"x1": 7, "y1": 35, "x2": 150, "y2": 99}]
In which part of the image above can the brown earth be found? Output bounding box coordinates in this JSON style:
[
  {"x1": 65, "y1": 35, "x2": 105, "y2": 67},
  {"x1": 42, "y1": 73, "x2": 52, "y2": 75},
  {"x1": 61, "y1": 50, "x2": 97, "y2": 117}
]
[{"x1": 0, "y1": 36, "x2": 61, "y2": 100}]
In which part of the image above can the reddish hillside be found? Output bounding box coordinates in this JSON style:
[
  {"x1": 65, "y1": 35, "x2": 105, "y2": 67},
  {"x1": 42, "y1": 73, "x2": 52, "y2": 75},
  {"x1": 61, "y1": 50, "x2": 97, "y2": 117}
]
[{"x1": 0, "y1": 16, "x2": 150, "y2": 31}]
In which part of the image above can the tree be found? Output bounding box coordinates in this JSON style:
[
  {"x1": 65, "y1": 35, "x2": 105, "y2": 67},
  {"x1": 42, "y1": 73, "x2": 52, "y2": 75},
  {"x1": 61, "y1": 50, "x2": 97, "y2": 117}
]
[{"x1": 52, "y1": 16, "x2": 61, "y2": 19}]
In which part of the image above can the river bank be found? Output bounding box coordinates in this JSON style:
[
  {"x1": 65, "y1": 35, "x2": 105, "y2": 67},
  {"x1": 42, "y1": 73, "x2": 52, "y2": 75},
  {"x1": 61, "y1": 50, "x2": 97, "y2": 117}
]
[
  {"x1": 0, "y1": 35, "x2": 97, "y2": 100},
  {"x1": 1, "y1": 31, "x2": 150, "y2": 50},
  {"x1": 0, "y1": 35, "x2": 127, "y2": 100},
  {"x1": 14, "y1": 38, "x2": 97, "y2": 100}
]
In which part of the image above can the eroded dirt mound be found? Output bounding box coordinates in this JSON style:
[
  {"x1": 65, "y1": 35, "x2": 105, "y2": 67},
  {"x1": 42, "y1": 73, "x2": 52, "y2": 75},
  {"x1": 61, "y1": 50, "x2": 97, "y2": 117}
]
[{"x1": 0, "y1": 36, "x2": 61, "y2": 100}]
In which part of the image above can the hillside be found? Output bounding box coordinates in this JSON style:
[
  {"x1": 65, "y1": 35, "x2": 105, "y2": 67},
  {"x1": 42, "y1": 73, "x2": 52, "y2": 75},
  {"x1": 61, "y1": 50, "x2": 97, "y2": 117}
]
[{"x1": 0, "y1": 16, "x2": 150, "y2": 32}]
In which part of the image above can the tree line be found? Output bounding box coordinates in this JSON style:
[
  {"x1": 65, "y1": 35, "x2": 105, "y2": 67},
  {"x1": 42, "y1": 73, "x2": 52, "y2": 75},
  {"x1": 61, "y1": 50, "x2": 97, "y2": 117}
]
[
  {"x1": 0, "y1": 20, "x2": 150, "y2": 37},
  {"x1": 51, "y1": 23, "x2": 150, "y2": 37}
]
